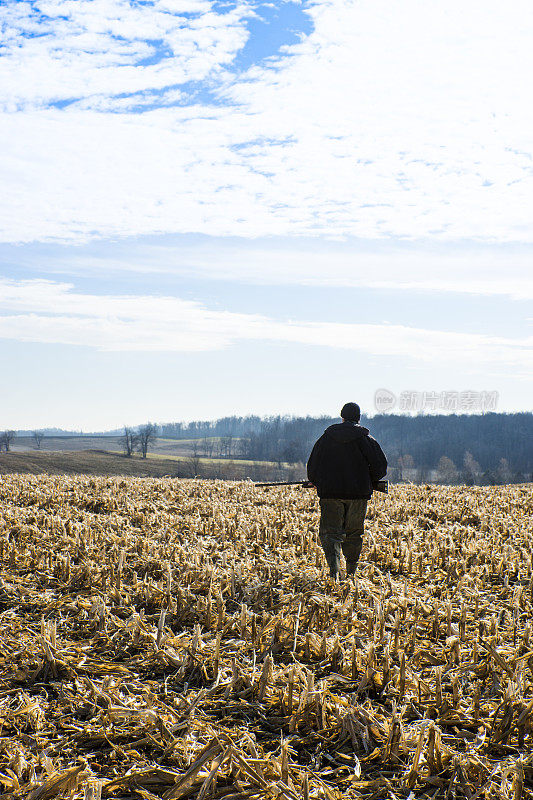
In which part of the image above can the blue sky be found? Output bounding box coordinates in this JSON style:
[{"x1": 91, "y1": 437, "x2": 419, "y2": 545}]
[{"x1": 0, "y1": 0, "x2": 531, "y2": 429}]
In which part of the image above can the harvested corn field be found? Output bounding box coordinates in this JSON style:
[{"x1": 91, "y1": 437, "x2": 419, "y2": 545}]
[{"x1": 0, "y1": 476, "x2": 532, "y2": 800}]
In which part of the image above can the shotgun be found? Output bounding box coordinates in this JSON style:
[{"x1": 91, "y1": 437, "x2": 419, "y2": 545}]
[{"x1": 254, "y1": 479, "x2": 389, "y2": 494}]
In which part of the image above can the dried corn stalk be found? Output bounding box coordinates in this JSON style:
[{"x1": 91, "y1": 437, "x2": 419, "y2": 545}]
[{"x1": 0, "y1": 476, "x2": 531, "y2": 799}]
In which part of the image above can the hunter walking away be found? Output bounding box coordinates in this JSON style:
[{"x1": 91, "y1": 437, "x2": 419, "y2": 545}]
[{"x1": 307, "y1": 402, "x2": 388, "y2": 580}]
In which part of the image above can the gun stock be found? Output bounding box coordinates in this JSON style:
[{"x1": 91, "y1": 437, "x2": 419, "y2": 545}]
[{"x1": 254, "y1": 479, "x2": 389, "y2": 493}]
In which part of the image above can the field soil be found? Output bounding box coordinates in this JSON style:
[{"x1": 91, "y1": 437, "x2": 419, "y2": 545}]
[
  {"x1": 0, "y1": 450, "x2": 290, "y2": 480},
  {"x1": 0, "y1": 477, "x2": 532, "y2": 798},
  {"x1": 3, "y1": 442, "x2": 293, "y2": 482},
  {"x1": 0, "y1": 450, "x2": 186, "y2": 477}
]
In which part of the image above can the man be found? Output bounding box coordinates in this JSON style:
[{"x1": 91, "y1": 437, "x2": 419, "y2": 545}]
[{"x1": 307, "y1": 402, "x2": 387, "y2": 580}]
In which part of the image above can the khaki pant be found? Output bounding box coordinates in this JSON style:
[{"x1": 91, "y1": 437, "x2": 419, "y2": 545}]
[{"x1": 319, "y1": 498, "x2": 368, "y2": 577}]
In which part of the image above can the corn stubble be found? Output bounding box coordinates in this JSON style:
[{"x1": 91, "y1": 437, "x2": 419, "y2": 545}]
[{"x1": 0, "y1": 476, "x2": 532, "y2": 800}]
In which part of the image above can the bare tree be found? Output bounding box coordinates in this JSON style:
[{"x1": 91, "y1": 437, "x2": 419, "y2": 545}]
[
  {"x1": 497, "y1": 457, "x2": 513, "y2": 484},
  {"x1": 32, "y1": 430, "x2": 45, "y2": 450},
  {"x1": 191, "y1": 440, "x2": 201, "y2": 459},
  {"x1": 120, "y1": 426, "x2": 138, "y2": 457},
  {"x1": 186, "y1": 454, "x2": 202, "y2": 477},
  {"x1": 138, "y1": 423, "x2": 157, "y2": 459},
  {"x1": 398, "y1": 453, "x2": 414, "y2": 482},
  {"x1": 183, "y1": 440, "x2": 202, "y2": 476},
  {"x1": 219, "y1": 435, "x2": 233, "y2": 458},
  {"x1": 200, "y1": 436, "x2": 214, "y2": 458},
  {"x1": 415, "y1": 464, "x2": 431, "y2": 484},
  {"x1": 283, "y1": 439, "x2": 305, "y2": 464},
  {"x1": 0, "y1": 430, "x2": 16, "y2": 452},
  {"x1": 462, "y1": 450, "x2": 481, "y2": 485},
  {"x1": 437, "y1": 456, "x2": 459, "y2": 485}
]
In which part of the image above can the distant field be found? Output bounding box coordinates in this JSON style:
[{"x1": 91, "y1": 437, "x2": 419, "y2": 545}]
[
  {"x1": 0, "y1": 449, "x2": 299, "y2": 481},
  {"x1": 145, "y1": 451, "x2": 283, "y2": 468},
  {"x1": 11, "y1": 435, "x2": 240, "y2": 459},
  {"x1": 0, "y1": 450, "x2": 184, "y2": 477}
]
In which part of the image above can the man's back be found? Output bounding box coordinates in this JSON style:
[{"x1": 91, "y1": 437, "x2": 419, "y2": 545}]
[{"x1": 307, "y1": 421, "x2": 387, "y2": 499}]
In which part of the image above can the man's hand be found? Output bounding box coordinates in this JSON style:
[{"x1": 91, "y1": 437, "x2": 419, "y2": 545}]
[{"x1": 302, "y1": 480, "x2": 315, "y2": 488}]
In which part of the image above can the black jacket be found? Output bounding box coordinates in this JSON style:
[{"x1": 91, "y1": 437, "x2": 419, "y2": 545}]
[{"x1": 307, "y1": 422, "x2": 387, "y2": 499}]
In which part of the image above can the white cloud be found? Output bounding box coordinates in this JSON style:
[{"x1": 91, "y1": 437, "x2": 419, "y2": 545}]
[
  {"x1": 0, "y1": 279, "x2": 531, "y2": 375},
  {"x1": 0, "y1": 0, "x2": 251, "y2": 110},
  {"x1": 41, "y1": 238, "x2": 533, "y2": 299},
  {"x1": 0, "y1": 0, "x2": 533, "y2": 243}
]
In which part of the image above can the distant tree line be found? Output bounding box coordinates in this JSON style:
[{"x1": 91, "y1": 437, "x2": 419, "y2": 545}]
[
  {"x1": 369, "y1": 412, "x2": 531, "y2": 484},
  {"x1": 159, "y1": 412, "x2": 532, "y2": 484},
  {"x1": 3, "y1": 413, "x2": 531, "y2": 485},
  {"x1": 160, "y1": 416, "x2": 264, "y2": 439}
]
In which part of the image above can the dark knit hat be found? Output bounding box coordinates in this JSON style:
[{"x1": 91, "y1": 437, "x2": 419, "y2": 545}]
[{"x1": 341, "y1": 402, "x2": 360, "y2": 422}]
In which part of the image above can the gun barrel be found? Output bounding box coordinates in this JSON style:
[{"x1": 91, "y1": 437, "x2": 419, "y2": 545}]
[
  {"x1": 254, "y1": 480, "x2": 309, "y2": 488},
  {"x1": 254, "y1": 479, "x2": 389, "y2": 493}
]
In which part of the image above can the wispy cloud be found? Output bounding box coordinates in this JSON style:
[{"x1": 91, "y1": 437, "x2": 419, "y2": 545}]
[
  {"x1": 24, "y1": 238, "x2": 531, "y2": 299},
  {"x1": 0, "y1": 279, "x2": 531, "y2": 375},
  {"x1": 1, "y1": 0, "x2": 533, "y2": 243}
]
